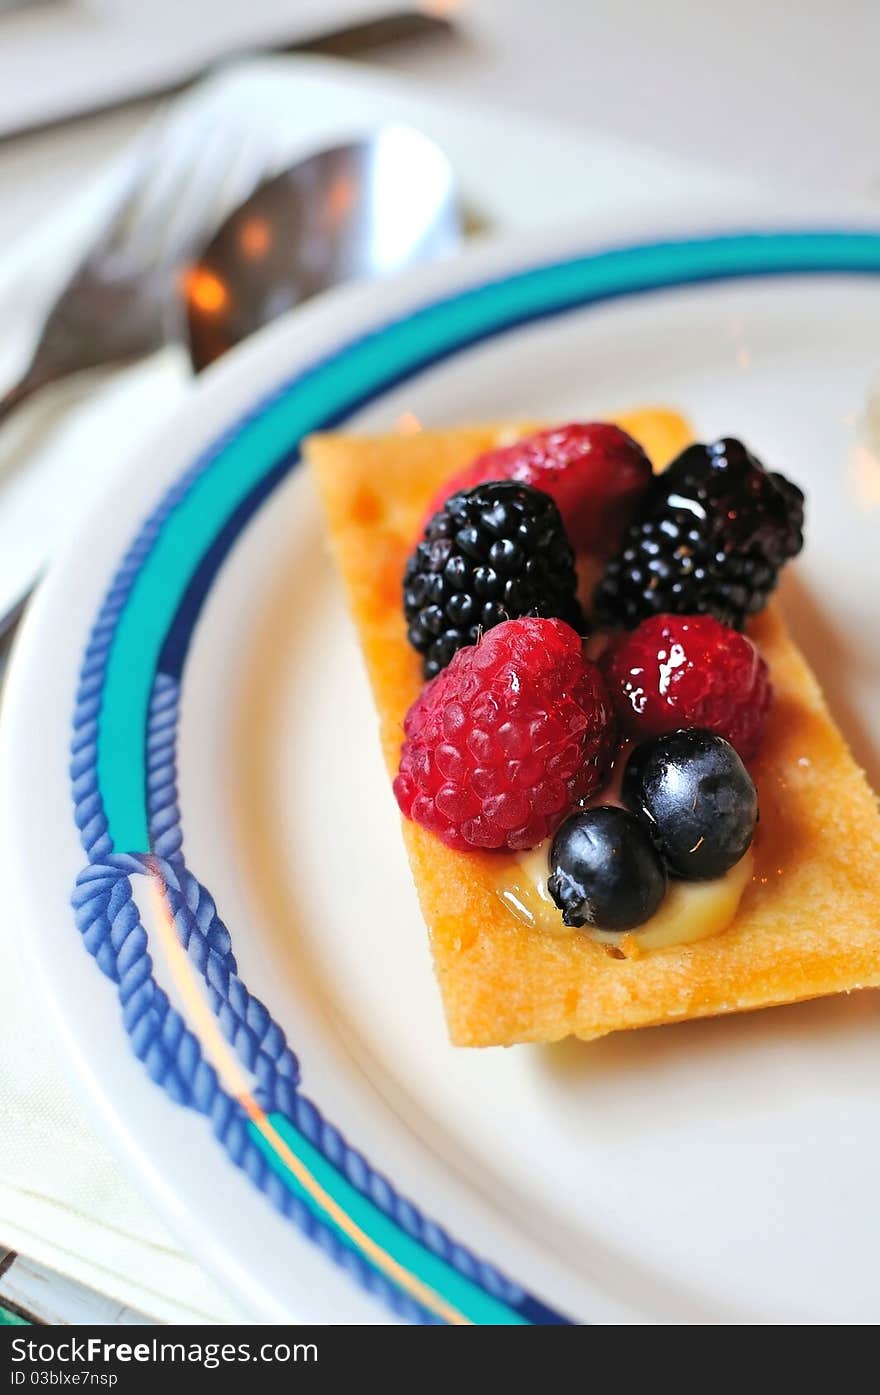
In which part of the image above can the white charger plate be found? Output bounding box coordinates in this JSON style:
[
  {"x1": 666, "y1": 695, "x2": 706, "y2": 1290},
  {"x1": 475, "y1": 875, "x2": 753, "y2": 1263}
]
[{"x1": 4, "y1": 207, "x2": 880, "y2": 1325}]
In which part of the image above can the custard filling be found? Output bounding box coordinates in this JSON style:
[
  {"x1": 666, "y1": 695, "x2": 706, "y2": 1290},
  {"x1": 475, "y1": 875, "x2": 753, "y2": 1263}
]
[{"x1": 496, "y1": 839, "x2": 754, "y2": 955}]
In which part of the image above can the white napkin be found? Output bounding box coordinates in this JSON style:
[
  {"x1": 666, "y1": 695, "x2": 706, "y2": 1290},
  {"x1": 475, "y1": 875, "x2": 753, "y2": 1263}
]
[
  {"x1": 0, "y1": 930, "x2": 241, "y2": 1323},
  {"x1": 0, "y1": 56, "x2": 750, "y2": 1324},
  {"x1": 0, "y1": 0, "x2": 385, "y2": 138}
]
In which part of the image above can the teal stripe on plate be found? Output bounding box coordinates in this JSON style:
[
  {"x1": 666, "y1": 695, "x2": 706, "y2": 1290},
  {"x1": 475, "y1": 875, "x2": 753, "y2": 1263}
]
[
  {"x1": 248, "y1": 1114, "x2": 527, "y2": 1324},
  {"x1": 0, "y1": 1304, "x2": 28, "y2": 1326},
  {"x1": 95, "y1": 230, "x2": 880, "y2": 849}
]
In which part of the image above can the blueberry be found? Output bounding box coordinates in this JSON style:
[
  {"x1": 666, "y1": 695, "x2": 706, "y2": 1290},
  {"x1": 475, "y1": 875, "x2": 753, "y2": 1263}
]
[
  {"x1": 622, "y1": 728, "x2": 758, "y2": 880},
  {"x1": 547, "y1": 806, "x2": 667, "y2": 932}
]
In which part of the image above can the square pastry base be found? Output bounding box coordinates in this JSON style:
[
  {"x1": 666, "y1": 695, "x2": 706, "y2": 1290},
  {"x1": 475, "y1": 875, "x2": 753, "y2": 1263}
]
[{"x1": 308, "y1": 411, "x2": 880, "y2": 1047}]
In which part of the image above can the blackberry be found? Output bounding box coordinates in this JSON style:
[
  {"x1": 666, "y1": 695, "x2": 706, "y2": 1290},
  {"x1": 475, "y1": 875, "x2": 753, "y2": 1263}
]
[
  {"x1": 404, "y1": 481, "x2": 584, "y2": 678},
  {"x1": 594, "y1": 437, "x2": 804, "y2": 630}
]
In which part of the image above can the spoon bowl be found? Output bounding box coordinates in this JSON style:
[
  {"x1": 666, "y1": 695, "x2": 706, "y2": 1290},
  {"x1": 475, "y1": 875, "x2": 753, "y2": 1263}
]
[{"x1": 183, "y1": 125, "x2": 460, "y2": 372}]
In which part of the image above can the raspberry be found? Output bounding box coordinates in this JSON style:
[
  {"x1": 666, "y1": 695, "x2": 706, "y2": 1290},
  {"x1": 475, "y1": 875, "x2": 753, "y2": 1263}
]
[
  {"x1": 404, "y1": 480, "x2": 582, "y2": 679},
  {"x1": 423, "y1": 423, "x2": 653, "y2": 554},
  {"x1": 393, "y1": 617, "x2": 617, "y2": 851},
  {"x1": 604, "y1": 613, "x2": 772, "y2": 760},
  {"x1": 595, "y1": 437, "x2": 804, "y2": 630}
]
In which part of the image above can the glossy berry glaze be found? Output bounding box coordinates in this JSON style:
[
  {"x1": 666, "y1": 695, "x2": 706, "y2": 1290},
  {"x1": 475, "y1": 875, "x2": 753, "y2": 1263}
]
[
  {"x1": 604, "y1": 613, "x2": 772, "y2": 759},
  {"x1": 595, "y1": 437, "x2": 804, "y2": 629},
  {"x1": 548, "y1": 805, "x2": 667, "y2": 930},
  {"x1": 422, "y1": 422, "x2": 653, "y2": 554},
  {"x1": 395, "y1": 425, "x2": 799, "y2": 944},
  {"x1": 622, "y1": 728, "x2": 759, "y2": 880}
]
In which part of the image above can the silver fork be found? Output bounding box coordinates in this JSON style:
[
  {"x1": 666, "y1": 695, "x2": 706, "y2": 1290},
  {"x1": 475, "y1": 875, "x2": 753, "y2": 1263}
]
[{"x1": 0, "y1": 108, "x2": 270, "y2": 428}]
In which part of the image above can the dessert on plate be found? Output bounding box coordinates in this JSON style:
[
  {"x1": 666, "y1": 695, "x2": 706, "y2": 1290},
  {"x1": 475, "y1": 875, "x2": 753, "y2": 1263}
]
[{"x1": 308, "y1": 409, "x2": 880, "y2": 1047}]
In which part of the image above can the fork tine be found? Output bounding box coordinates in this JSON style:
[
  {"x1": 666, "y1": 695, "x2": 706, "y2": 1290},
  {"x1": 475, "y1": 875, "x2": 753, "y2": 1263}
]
[
  {"x1": 78, "y1": 100, "x2": 274, "y2": 285},
  {"x1": 206, "y1": 126, "x2": 278, "y2": 229},
  {"x1": 94, "y1": 112, "x2": 185, "y2": 260},
  {"x1": 102, "y1": 111, "x2": 231, "y2": 268},
  {"x1": 153, "y1": 121, "x2": 265, "y2": 271}
]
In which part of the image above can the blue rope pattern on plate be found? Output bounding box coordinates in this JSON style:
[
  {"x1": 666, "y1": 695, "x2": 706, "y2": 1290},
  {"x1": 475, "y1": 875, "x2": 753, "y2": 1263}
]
[
  {"x1": 68, "y1": 428, "x2": 528, "y2": 1325},
  {"x1": 145, "y1": 673, "x2": 184, "y2": 865}
]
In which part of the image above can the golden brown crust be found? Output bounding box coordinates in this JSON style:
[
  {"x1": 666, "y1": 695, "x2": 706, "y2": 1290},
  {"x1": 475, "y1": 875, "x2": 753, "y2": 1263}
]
[{"x1": 308, "y1": 412, "x2": 880, "y2": 1046}]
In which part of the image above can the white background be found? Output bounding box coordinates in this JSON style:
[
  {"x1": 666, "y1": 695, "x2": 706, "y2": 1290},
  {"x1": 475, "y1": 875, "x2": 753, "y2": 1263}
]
[
  {"x1": 377, "y1": 0, "x2": 880, "y2": 196},
  {"x1": 0, "y1": 0, "x2": 879, "y2": 241}
]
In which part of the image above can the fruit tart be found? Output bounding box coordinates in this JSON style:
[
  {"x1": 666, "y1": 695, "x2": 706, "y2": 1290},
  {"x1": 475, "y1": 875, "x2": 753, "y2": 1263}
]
[{"x1": 308, "y1": 410, "x2": 880, "y2": 1047}]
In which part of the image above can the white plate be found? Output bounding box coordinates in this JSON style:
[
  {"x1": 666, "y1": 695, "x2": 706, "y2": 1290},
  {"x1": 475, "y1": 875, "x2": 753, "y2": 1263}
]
[{"x1": 4, "y1": 207, "x2": 880, "y2": 1325}]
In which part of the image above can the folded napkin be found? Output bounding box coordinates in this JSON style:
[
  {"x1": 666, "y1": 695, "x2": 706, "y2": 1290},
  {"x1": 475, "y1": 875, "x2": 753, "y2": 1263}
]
[{"x1": 0, "y1": 929, "x2": 240, "y2": 1323}]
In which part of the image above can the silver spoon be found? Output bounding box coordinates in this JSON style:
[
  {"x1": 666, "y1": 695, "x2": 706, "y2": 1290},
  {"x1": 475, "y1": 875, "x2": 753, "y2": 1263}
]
[
  {"x1": 183, "y1": 126, "x2": 460, "y2": 372},
  {"x1": 0, "y1": 126, "x2": 460, "y2": 637}
]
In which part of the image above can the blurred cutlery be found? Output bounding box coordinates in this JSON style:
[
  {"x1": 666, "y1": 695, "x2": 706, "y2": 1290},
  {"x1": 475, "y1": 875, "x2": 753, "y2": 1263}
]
[
  {"x1": 184, "y1": 125, "x2": 460, "y2": 371},
  {"x1": 0, "y1": 122, "x2": 460, "y2": 635},
  {"x1": 0, "y1": 113, "x2": 270, "y2": 429}
]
